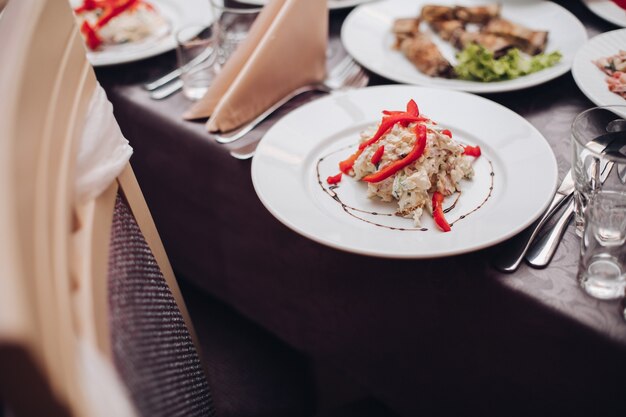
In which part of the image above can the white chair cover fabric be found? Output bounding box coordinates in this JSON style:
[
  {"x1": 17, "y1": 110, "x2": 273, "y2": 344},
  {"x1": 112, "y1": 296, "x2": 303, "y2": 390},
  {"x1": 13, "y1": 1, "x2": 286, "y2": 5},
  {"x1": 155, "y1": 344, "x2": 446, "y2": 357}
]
[{"x1": 75, "y1": 85, "x2": 133, "y2": 203}]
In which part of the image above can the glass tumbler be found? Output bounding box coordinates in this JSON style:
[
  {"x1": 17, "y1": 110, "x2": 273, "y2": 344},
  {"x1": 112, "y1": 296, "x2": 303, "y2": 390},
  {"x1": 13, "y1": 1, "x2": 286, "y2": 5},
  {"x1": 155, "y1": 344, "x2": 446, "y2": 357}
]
[
  {"x1": 578, "y1": 190, "x2": 626, "y2": 300},
  {"x1": 571, "y1": 106, "x2": 626, "y2": 235},
  {"x1": 176, "y1": 25, "x2": 218, "y2": 101},
  {"x1": 209, "y1": 0, "x2": 262, "y2": 68}
]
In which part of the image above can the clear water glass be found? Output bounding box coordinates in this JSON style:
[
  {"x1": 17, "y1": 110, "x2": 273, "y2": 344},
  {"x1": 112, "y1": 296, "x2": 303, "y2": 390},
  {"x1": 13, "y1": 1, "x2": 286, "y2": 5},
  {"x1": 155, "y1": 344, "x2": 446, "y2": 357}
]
[
  {"x1": 209, "y1": 0, "x2": 262, "y2": 68},
  {"x1": 578, "y1": 190, "x2": 626, "y2": 300},
  {"x1": 571, "y1": 106, "x2": 626, "y2": 236},
  {"x1": 176, "y1": 25, "x2": 218, "y2": 101}
]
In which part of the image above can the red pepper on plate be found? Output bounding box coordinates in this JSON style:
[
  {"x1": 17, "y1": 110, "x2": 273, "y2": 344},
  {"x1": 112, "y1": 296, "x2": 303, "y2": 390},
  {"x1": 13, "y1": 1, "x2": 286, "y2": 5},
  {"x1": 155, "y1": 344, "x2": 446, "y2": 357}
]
[
  {"x1": 370, "y1": 146, "x2": 385, "y2": 166},
  {"x1": 362, "y1": 124, "x2": 428, "y2": 183},
  {"x1": 463, "y1": 145, "x2": 481, "y2": 157},
  {"x1": 339, "y1": 149, "x2": 363, "y2": 175},
  {"x1": 339, "y1": 99, "x2": 423, "y2": 175},
  {"x1": 612, "y1": 0, "x2": 626, "y2": 10},
  {"x1": 441, "y1": 129, "x2": 452, "y2": 138},
  {"x1": 80, "y1": 21, "x2": 103, "y2": 50},
  {"x1": 326, "y1": 173, "x2": 342, "y2": 185},
  {"x1": 339, "y1": 116, "x2": 424, "y2": 175},
  {"x1": 382, "y1": 99, "x2": 419, "y2": 117},
  {"x1": 74, "y1": 0, "x2": 107, "y2": 14},
  {"x1": 358, "y1": 113, "x2": 422, "y2": 151},
  {"x1": 96, "y1": 0, "x2": 139, "y2": 28},
  {"x1": 432, "y1": 191, "x2": 451, "y2": 232}
]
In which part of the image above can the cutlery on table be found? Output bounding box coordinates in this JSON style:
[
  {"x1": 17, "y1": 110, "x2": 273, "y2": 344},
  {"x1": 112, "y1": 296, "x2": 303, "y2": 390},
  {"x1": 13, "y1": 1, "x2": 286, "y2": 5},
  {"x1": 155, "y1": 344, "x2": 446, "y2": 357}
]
[
  {"x1": 493, "y1": 133, "x2": 621, "y2": 273},
  {"x1": 150, "y1": 79, "x2": 184, "y2": 100},
  {"x1": 525, "y1": 144, "x2": 618, "y2": 268},
  {"x1": 146, "y1": 47, "x2": 214, "y2": 98},
  {"x1": 524, "y1": 198, "x2": 575, "y2": 268},
  {"x1": 492, "y1": 171, "x2": 575, "y2": 272},
  {"x1": 215, "y1": 55, "x2": 369, "y2": 145}
]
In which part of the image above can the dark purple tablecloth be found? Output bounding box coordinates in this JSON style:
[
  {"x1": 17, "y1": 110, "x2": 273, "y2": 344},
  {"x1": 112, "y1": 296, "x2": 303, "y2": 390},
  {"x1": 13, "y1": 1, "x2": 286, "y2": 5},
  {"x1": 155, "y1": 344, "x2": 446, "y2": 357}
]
[{"x1": 97, "y1": 2, "x2": 626, "y2": 416}]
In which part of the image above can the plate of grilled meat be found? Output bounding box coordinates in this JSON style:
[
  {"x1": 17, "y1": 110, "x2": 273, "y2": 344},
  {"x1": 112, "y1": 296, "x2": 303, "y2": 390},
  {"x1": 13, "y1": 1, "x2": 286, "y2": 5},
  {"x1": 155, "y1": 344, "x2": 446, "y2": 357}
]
[{"x1": 341, "y1": 0, "x2": 587, "y2": 93}]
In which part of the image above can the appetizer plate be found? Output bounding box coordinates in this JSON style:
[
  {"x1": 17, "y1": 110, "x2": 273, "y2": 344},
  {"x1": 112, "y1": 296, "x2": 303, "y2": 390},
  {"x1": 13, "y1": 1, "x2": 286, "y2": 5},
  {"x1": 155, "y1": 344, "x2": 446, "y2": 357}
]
[
  {"x1": 582, "y1": 0, "x2": 626, "y2": 27},
  {"x1": 237, "y1": 0, "x2": 374, "y2": 10},
  {"x1": 572, "y1": 29, "x2": 626, "y2": 111},
  {"x1": 251, "y1": 85, "x2": 558, "y2": 259},
  {"x1": 341, "y1": 0, "x2": 587, "y2": 93},
  {"x1": 71, "y1": 0, "x2": 213, "y2": 66}
]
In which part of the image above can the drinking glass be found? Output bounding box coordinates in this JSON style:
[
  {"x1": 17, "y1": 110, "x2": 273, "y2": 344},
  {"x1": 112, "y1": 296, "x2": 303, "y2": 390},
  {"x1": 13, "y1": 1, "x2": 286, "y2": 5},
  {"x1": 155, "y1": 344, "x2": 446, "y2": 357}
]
[
  {"x1": 176, "y1": 25, "x2": 218, "y2": 101},
  {"x1": 578, "y1": 190, "x2": 626, "y2": 300},
  {"x1": 571, "y1": 106, "x2": 626, "y2": 235},
  {"x1": 209, "y1": 0, "x2": 262, "y2": 68}
]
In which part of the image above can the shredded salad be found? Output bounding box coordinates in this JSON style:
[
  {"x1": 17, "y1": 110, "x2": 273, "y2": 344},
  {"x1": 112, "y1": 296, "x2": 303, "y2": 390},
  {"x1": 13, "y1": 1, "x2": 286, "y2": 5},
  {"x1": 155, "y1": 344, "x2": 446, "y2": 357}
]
[
  {"x1": 73, "y1": 0, "x2": 166, "y2": 50},
  {"x1": 330, "y1": 99, "x2": 481, "y2": 232},
  {"x1": 594, "y1": 50, "x2": 626, "y2": 99}
]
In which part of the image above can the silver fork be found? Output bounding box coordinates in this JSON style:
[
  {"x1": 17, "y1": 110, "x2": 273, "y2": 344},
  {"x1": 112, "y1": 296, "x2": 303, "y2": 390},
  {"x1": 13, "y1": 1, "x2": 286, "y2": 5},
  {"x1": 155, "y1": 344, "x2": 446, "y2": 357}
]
[
  {"x1": 493, "y1": 133, "x2": 621, "y2": 273},
  {"x1": 525, "y1": 143, "x2": 617, "y2": 268},
  {"x1": 214, "y1": 55, "x2": 369, "y2": 145}
]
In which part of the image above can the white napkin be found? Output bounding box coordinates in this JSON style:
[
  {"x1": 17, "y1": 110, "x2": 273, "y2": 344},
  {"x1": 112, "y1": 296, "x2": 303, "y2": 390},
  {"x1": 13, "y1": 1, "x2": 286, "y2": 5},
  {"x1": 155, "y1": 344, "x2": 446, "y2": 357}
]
[
  {"x1": 183, "y1": 0, "x2": 327, "y2": 132},
  {"x1": 75, "y1": 85, "x2": 133, "y2": 203}
]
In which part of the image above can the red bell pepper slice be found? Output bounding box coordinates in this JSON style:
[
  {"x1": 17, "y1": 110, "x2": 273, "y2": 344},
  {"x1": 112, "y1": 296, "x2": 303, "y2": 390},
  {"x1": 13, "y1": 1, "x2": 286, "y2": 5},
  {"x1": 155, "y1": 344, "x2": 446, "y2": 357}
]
[
  {"x1": 463, "y1": 145, "x2": 481, "y2": 157},
  {"x1": 74, "y1": 0, "x2": 106, "y2": 13},
  {"x1": 80, "y1": 21, "x2": 102, "y2": 50},
  {"x1": 358, "y1": 114, "x2": 422, "y2": 150},
  {"x1": 370, "y1": 146, "x2": 384, "y2": 166},
  {"x1": 432, "y1": 191, "x2": 451, "y2": 232},
  {"x1": 326, "y1": 173, "x2": 342, "y2": 185},
  {"x1": 612, "y1": 0, "x2": 626, "y2": 10},
  {"x1": 382, "y1": 99, "x2": 419, "y2": 117},
  {"x1": 406, "y1": 99, "x2": 419, "y2": 117},
  {"x1": 96, "y1": 0, "x2": 139, "y2": 28},
  {"x1": 340, "y1": 99, "x2": 423, "y2": 175},
  {"x1": 441, "y1": 129, "x2": 452, "y2": 138},
  {"x1": 362, "y1": 124, "x2": 428, "y2": 183},
  {"x1": 339, "y1": 148, "x2": 363, "y2": 175}
]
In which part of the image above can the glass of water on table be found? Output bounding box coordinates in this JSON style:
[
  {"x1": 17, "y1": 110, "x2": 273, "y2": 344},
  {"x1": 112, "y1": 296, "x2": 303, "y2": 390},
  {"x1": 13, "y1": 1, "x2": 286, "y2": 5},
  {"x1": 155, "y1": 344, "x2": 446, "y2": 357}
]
[
  {"x1": 572, "y1": 106, "x2": 626, "y2": 300},
  {"x1": 176, "y1": 1, "x2": 262, "y2": 101},
  {"x1": 210, "y1": 0, "x2": 262, "y2": 68},
  {"x1": 176, "y1": 25, "x2": 218, "y2": 100}
]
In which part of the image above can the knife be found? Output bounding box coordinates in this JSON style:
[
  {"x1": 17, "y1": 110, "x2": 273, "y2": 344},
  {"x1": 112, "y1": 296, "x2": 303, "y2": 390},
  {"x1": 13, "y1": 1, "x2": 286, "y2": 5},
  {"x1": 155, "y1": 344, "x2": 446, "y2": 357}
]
[
  {"x1": 526, "y1": 139, "x2": 622, "y2": 268},
  {"x1": 525, "y1": 197, "x2": 575, "y2": 268},
  {"x1": 493, "y1": 130, "x2": 625, "y2": 273},
  {"x1": 492, "y1": 170, "x2": 574, "y2": 272}
]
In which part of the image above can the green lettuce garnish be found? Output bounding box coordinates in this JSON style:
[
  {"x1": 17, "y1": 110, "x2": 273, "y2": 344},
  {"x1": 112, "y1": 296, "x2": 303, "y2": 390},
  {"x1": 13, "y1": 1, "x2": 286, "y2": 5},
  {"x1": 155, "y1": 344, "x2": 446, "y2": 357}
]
[{"x1": 454, "y1": 44, "x2": 562, "y2": 82}]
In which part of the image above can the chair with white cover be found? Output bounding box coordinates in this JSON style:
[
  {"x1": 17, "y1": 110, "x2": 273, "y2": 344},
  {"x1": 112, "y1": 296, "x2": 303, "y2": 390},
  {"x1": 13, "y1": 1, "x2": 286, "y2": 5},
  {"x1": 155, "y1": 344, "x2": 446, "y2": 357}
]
[{"x1": 0, "y1": 0, "x2": 214, "y2": 415}]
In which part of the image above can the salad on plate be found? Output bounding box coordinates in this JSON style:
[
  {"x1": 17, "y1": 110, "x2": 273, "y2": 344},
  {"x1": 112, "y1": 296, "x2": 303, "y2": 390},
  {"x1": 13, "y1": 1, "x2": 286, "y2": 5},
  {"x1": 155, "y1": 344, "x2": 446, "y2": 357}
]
[
  {"x1": 392, "y1": 3, "x2": 562, "y2": 82},
  {"x1": 594, "y1": 50, "x2": 626, "y2": 99},
  {"x1": 73, "y1": 0, "x2": 168, "y2": 50},
  {"x1": 328, "y1": 99, "x2": 482, "y2": 232}
]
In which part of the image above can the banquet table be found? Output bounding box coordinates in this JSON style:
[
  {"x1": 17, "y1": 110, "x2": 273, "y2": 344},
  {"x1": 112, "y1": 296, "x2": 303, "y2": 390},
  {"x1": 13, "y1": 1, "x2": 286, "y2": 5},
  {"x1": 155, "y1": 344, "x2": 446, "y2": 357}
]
[{"x1": 96, "y1": 1, "x2": 626, "y2": 416}]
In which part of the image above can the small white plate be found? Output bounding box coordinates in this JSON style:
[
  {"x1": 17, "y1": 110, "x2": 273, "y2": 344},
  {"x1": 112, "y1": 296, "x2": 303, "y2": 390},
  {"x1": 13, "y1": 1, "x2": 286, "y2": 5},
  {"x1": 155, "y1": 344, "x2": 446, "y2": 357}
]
[
  {"x1": 341, "y1": 0, "x2": 587, "y2": 93},
  {"x1": 237, "y1": 0, "x2": 374, "y2": 10},
  {"x1": 572, "y1": 29, "x2": 626, "y2": 110},
  {"x1": 251, "y1": 86, "x2": 558, "y2": 259},
  {"x1": 71, "y1": 0, "x2": 213, "y2": 67},
  {"x1": 582, "y1": 0, "x2": 626, "y2": 27}
]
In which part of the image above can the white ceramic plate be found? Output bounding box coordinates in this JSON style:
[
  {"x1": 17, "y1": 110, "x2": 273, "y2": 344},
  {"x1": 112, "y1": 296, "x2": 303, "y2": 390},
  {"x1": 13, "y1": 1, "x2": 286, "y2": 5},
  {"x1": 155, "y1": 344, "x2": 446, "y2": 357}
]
[
  {"x1": 70, "y1": 0, "x2": 212, "y2": 66},
  {"x1": 572, "y1": 29, "x2": 626, "y2": 111},
  {"x1": 237, "y1": 0, "x2": 374, "y2": 10},
  {"x1": 251, "y1": 86, "x2": 558, "y2": 258},
  {"x1": 582, "y1": 0, "x2": 626, "y2": 27},
  {"x1": 341, "y1": 0, "x2": 587, "y2": 93}
]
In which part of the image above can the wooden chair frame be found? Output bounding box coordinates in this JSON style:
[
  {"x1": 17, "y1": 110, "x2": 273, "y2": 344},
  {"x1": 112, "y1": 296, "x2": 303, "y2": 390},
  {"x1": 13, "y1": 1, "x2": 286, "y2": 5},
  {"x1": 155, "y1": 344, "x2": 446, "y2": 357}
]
[{"x1": 0, "y1": 0, "x2": 201, "y2": 414}]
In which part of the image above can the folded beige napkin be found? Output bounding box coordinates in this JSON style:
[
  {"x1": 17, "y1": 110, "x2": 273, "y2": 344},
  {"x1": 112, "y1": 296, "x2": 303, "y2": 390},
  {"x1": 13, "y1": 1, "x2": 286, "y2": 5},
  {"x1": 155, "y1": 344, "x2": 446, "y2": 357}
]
[{"x1": 183, "y1": 0, "x2": 328, "y2": 133}]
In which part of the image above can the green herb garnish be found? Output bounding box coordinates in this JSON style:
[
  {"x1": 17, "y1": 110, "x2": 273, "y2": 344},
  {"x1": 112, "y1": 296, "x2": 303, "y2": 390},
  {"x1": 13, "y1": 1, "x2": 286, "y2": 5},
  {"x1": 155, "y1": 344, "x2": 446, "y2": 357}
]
[{"x1": 454, "y1": 44, "x2": 562, "y2": 82}]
